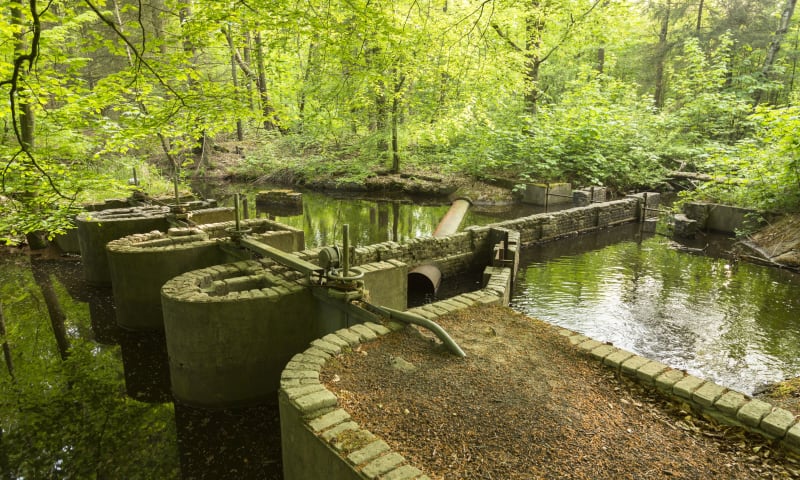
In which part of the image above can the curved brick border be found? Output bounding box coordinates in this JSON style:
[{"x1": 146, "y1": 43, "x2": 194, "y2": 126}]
[
  {"x1": 563, "y1": 332, "x2": 800, "y2": 451},
  {"x1": 279, "y1": 274, "x2": 508, "y2": 480},
  {"x1": 280, "y1": 268, "x2": 800, "y2": 479}
]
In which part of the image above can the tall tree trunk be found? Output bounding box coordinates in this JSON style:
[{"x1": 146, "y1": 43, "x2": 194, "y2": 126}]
[
  {"x1": 254, "y1": 31, "x2": 277, "y2": 130},
  {"x1": 30, "y1": 260, "x2": 71, "y2": 361},
  {"x1": 524, "y1": 4, "x2": 545, "y2": 114},
  {"x1": 227, "y1": 24, "x2": 244, "y2": 141},
  {"x1": 696, "y1": 0, "x2": 704, "y2": 34},
  {"x1": 244, "y1": 31, "x2": 255, "y2": 111},
  {"x1": 653, "y1": 0, "x2": 671, "y2": 110},
  {"x1": 390, "y1": 69, "x2": 405, "y2": 174},
  {"x1": 755, "y1": 0, "x2": 798, "y2": 105},
  {"x1": 0, "y1": 302, "x2": 14, "y2": 380},
  {"x1": 11, "y1": 0, "x2": 35, "y2": 149},
  {"x1": 596, "y1": 47, "x2": 605, "y2": 74}
]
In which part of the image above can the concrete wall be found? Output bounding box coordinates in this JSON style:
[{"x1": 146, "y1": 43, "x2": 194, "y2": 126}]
[
  {"x1": 76, "y1": 206, "x2": 171, "y2": 286},
  {"x1": 161, "y1": 259, "x2": 318, "y2": 408},
  {"x1": 683, "y1": 202, "x2": 760, "y2": 234},
  {"x1": 106, "y1": 218, "x2": 306, "y2": 331}
]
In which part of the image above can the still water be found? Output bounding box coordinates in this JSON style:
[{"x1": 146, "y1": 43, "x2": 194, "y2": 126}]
[{"x1": 511, "y1": 224, "x2": 800, "y2": 395}]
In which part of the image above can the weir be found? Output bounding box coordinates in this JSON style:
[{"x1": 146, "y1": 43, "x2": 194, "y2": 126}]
[{"x1": 85, "y1": 192, "x2": 658, "y2": 409}]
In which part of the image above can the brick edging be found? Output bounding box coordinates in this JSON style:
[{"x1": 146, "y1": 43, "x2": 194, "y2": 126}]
[
  {"x1": 561, "y1": 331, "x2": 800, "y2": 453},
  {"x1": 279, "y1": 277, "x2": 799, "y2": 479}
]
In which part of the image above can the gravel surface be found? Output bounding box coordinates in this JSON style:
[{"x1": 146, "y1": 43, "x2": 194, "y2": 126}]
[{"x1": 322, "y1": 305, "x2": 800, "y2": 479}]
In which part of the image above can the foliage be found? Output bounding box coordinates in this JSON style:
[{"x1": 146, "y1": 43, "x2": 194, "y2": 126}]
[
  {"x1": 0, "y1": 257, "x2": 179, "y2": 478},
  {"x1": 682, "y1": 103, "x2": 800, "y2": 212}
]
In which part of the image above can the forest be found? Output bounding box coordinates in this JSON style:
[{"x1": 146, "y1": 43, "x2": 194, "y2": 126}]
[{"x1": 1, "y1": 0, "x2": 799, "y2": 241}]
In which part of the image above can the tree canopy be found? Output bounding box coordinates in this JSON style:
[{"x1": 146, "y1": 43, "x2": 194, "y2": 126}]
[{"x1": 1, "y1": 0, "x2": 799, "y2": 241}]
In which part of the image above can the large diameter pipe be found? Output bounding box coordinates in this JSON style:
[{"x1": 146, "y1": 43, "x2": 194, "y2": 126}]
[
  {"x1": 433, "y1": 197, "x2": 472, "y2": 237},
  {"x1": 409, "y1": 198, "x2": 472, "y2": 296}
]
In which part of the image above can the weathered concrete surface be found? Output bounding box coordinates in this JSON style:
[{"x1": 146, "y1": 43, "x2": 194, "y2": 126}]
[
  {"x1": 107, "y1": 218, "x2": 306, "y2": 331},
  {"x1": 522, "y1": 183, "x2": 572, "y2": 206},
  {"x1": 161, "y1": 260, "x2": 318, "y2": 407},
  {"x1": 76, "y1": 206, "x2": 171, "y2": 286},
  {"x1": 683, "y1": 202, "x2": 761, "y2": 234}
]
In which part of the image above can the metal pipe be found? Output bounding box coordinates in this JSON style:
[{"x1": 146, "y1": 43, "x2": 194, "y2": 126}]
[
  {"x1": 342, "y1": 224, "x2": 350, "y2": 277},
  {"x1": 433, "y1": 197, "x2": 472, "y2": 237},
  {"x1": 234, "y1": 193, "x2": 241, "y2": 232},
  {"x1": 363, "y1": 303, "x2": 466, "y2": 358}
]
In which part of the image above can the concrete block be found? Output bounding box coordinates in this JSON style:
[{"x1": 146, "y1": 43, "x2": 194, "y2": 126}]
[
  {"x1": 785, "y1": 423, "x2": 800, "y2": 449},
  {"x1": 692, "y1": 382, "x2": 727, "y2": 407},
  {"x1": 335, "y1": 328, "x2": 362, "y2": 347},
  {"x1": 568, "y1": 334, "x2": 589, "y2": 345},
  {"x1": 323, "y1": 333, "x2": 350, "y2": 348},
  {"x1": 347, "y1": 440, "x2": 391, "y2": 466},
  {"x1": 588, "y1": 344, "x2": 616, "y2": 361},
  {"x1": 576, "y1": 339, "x2": 603, "y2": 352},
  {"x1": 603, "y1": 349, "x2": 635, "y2": 369},
  {"x1": 281, "y1": 369, "x2": 319, "y2": 381},
  {"x1": 713, "y1": 391, "x2": 749, "y2": 416},
  {"x1": 654, "y1": 369, "x2": 686, "y2": 392},
  {"x1": 308, "y1": 408, "x2": 351, "y2": 433},
  {"x1": 672, "y1": 375, "x2": 706, "y2": 400},
  {"x1": 620, "y1": 355, "x2": 651, "y2": 376},
  {"x1": 282, "y1": 384, "x2": 325, "y2": 399},
  {"x1": 363, "y1": 322, "x2": 391, "y2": 336},
  {"x1": 311, "y1": 339, "x2": 343, "y2": 355},
  {"x1": 736, "y1": 399, "x2": 774, "y2": 428},
  {"x1": 362, "y1": 453, "x2": 406, "y2": 479},
  {"x1": 292, "y1": 352, "x2": 327, "y2": 367},
  {"x1": 381, "y1": 465, "x2": 425, "y2": 480},
  {"x1": 320, "y1": 421, "x2": 359, "y2": 442},
  {"x1": 351, "y1": 324, "x2": 380, "y2": 341},
  {"x1": 635, "y1": 361, "x2": 670, "y2": 384},
  {"x1": 293, "y1": 389, "x2": 338, "y2": 414},
  {"x1": 760, "y1": 408, "x2": 797, "y2": 438}
]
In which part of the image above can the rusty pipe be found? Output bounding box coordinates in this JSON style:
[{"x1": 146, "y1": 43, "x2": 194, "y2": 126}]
[
  {"x1": 409, "y1": 198, "x2": 472, "y2": 296},
  {"x1": 433, "y1": 197, "x2": 472, "y2": 237}
]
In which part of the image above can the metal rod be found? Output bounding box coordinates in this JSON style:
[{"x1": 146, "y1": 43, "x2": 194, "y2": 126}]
[
  {"x1": 342, "y1": 224, "x2": 350, "y2": 277},
  {"x1": 132, "y1": 167, "x2": 138, "y2": 186},
  {"x1": 239, "y1": 237, "x2": 324, "y2": 276},
  {"x1": 242, "y1": 197, "x2": 249, "y2": 219},
  {"x1": 234, "y1": 193, "x2": 241, "y2": 232},
  {"x1": 544, "y1": 183, "x2": 550, "y2": 213}
]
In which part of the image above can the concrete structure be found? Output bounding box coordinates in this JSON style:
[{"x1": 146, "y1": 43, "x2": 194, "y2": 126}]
[
  {"x1": 76, "y1": 206, "x2": 172, "y2": 286},
  {"x1": 522, "y1": 182, "x2": 573, "y2": 206},
  {"x1": 106, "y1": 218, "x2": 304, "y2": 331},
  {"x1": 75, "y1": 201, "x2": 234, "y2": 286},
  {"x1": 278, "y1": 270, "x2": 800, "y2": 480},
  {"x1": 683, "y1": 202, "x2": 762, "y2": 234}
]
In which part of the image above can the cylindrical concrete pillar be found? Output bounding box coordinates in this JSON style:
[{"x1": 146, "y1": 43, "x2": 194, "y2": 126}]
[{"x1": 76, "y1": 206, "x2": 171, "y2": 286}]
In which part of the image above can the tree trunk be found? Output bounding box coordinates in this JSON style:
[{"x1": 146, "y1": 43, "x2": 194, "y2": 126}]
[
  {"x1": 11, "y1": 0, "x2": 35, "y2": 149},
  {"x1": 596, "y1": 47, "x2": 605, "y2": 74},
  {"x1": 755, "y1": 0, "x2": 798, "y2": 104},
  {"x1": 390, "y1": 69, "x2": 405, "y2": 174},
  {"x1": 0, "y1": 302, "x2": 14, "y2": 380},
  {"x1": 524, "y1": 5, "x2": 544, "y2": 114},
  {"x1": 653, "y1": 0, "x2": 671, "y2": 110},
  {"x1": 227, "y1": 24, "x2": 244, "y2": 141},
  {"x1": 254, "y1": 31, "x2": 277, "y2": 130},
  {"x1": 696, "y1": 0, "x2": 704, "y2": 34},
  {"x1": 30, "y1": 260, "x2": 71, "y2": 361}
]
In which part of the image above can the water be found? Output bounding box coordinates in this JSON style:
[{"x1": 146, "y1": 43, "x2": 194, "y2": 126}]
[
  {"x1": 510, "y1": 224, "x2": 800, "y2": 395},
  {"x1": 197, "y1": 182, "x2": 542, "y2": 248}
]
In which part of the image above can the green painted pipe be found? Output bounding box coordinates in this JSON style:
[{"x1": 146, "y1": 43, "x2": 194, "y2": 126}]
[{"x1": 363, "y1": 302, "x2": 466, "y2": 358}]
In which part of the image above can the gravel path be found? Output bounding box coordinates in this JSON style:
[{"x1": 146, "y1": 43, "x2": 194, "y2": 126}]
[{"x1": 322, "y1": 305, "x2": 800, "y2": 479}]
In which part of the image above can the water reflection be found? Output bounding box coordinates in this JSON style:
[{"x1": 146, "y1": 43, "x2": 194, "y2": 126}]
[
  {"x1": 198, "y1": 182, "x2": 541, "y2": 248},
  {"x1": 511, "y1": 224, "x2": 800, "y2": 394}
]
